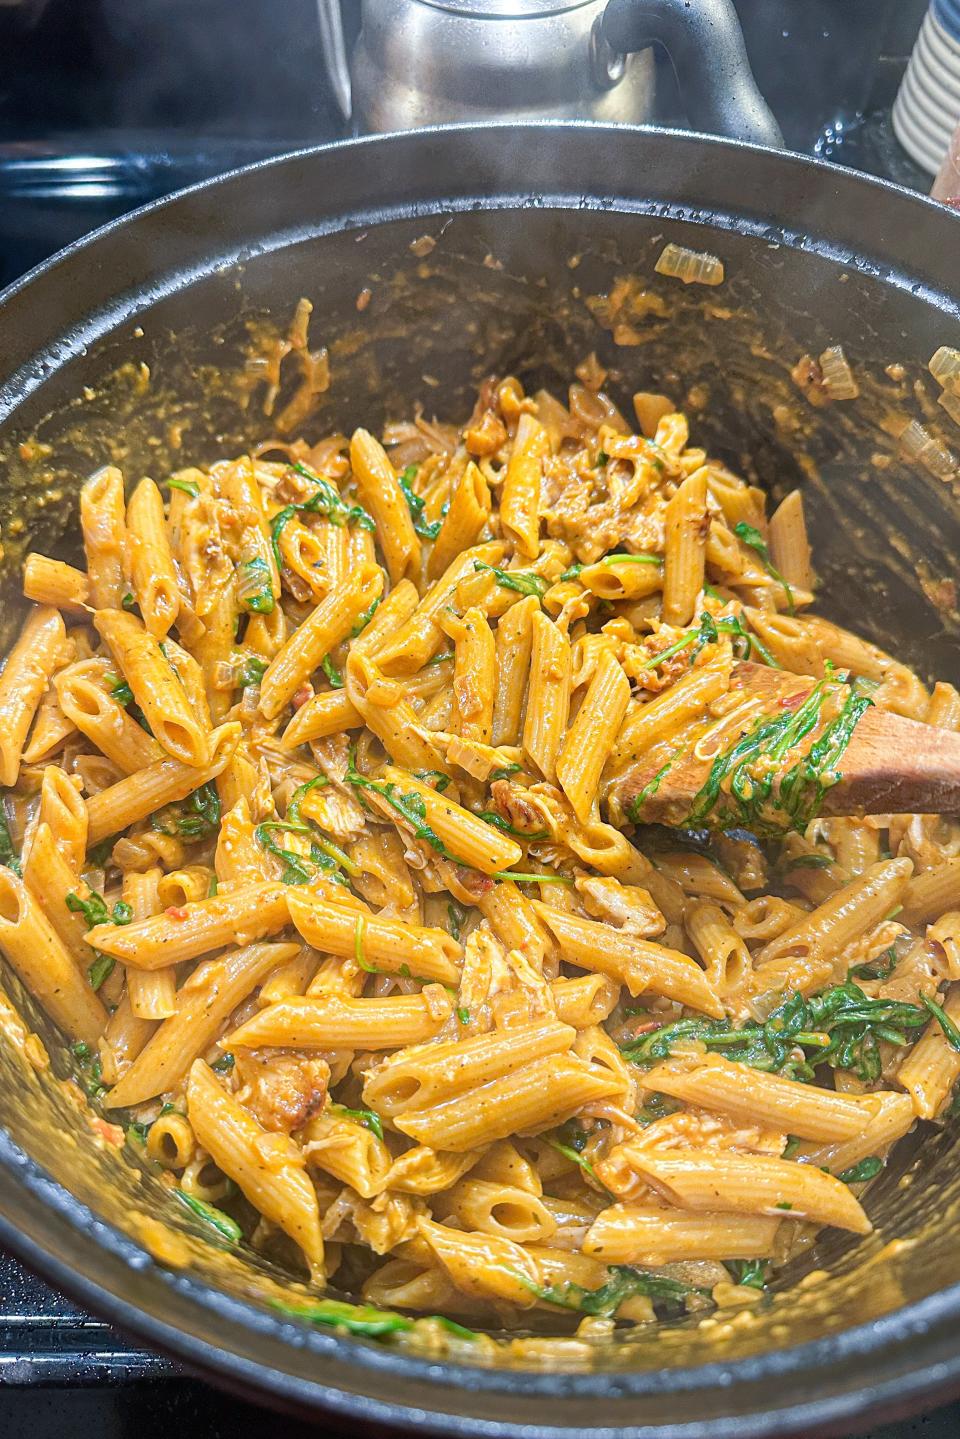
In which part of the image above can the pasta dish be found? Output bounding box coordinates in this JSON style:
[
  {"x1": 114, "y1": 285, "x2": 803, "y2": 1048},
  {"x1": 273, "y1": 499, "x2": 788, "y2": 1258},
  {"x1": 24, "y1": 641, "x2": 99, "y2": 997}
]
[{"x1": 1, "y1": 350, "x2": 959, "y2": 1342}]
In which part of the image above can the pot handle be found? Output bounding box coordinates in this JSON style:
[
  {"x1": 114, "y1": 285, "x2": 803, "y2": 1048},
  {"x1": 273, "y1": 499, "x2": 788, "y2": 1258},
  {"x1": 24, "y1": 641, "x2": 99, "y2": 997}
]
[{"x1": 601, "y1": 0, "x2": 782, "y2": 148}]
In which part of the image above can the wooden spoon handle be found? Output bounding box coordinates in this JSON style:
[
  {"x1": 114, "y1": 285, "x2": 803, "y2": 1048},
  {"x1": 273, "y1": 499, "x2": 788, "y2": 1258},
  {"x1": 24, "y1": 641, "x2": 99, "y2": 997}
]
[{"x1": 827, "y1": 708, "x2": 960, "y2": 816}]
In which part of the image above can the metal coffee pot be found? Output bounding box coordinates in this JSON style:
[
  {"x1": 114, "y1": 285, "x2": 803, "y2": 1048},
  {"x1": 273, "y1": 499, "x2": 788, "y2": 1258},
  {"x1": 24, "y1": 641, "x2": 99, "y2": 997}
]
[{"x1": 318, "y1": 0, "x2": 782, "y2": 146}]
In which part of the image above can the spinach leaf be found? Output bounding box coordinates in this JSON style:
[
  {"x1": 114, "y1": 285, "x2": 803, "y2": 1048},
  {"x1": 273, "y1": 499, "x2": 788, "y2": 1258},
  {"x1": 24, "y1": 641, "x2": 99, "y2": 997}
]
[
  {"x1": 518, "y1": 1264, "x2": 701, "y2": 1317},
  {"x1": 345, "y1": 767, "x2": 456, "y2": 861},
  {"x1": 254, "y1": 820, "x2": 347, "y2": 887},
  {"x1": 413, "y1": 770, "x2": 450, "y2": 793},
  {"x1": 627, "y1": 762, "x2": 672, "y2": 821},
  {"x1": 321, "y1": 655, "x2": 344, "y2": 689},
  {"x1": 0, "y1": 807, "x2": 22, "y2": 877},
  {"x1": 920, "y1": 992, "x2": 960, "y2": 1052},
  {"x1": 685, "y1": 671, "x2": 869, "y2": 832},
  {"x1": 235, "y1": 655, "x2": 268, "y2": 690},
  {"x1": 733, "y1": 521, "x2": 794, "y2": 613},
  {"x1": 330, "y1": 1103, "x2": 384, "y2": 1142},
  {"x1": 492, "y1": 871, "x2": 573, "y2": 885},
  {"x1": 477, "y1": 810, "x2": 548, "y2": 840},
  {"x1": 473, "y1": 561, "x2": 548, "y2": 598},
  {"x1": 271, "y1": 1297, "x2": 413, "y2": 1337},
  {"x1": 238, "y1": 556, "x2": 274, "y2": 615},
  {"x1": 67, "y1": 887, "x2": 132, "y2": 990},
  {"x1": 152, "y1": 782, "x2": 221, "y2": 841},
  {"x1": 87, "y1": 953, "x2": 116, "y2": 991},
  {"x1": 447, "y1": 900, "x2": 465, "y2": 943},
  {"x1": 837, "y1": 1156, "x2": 883, "y2": 1184},
  {"x1": 173, "y1": 1190, "x2": 242, "y2": 1244},
  {"x1": 285, "y1": 775, "x2": 329, "y2": 827},
  {"x1": 600, "y1": 552, "x2": 661, "y2": 567},
  {"x1": 727, "y1": 1259, "x2": 767, "y2": 1289},
  {"x1": 106, "y1": 673, "x2": 134, "y2": 707},
  {"x1": 167, "y1": 477, "x2": 200, "y2": 498},
  {"x1": 351, "y1": 596, "x2": 381, "y2": 637},
  {"x1": 291, "y1": 461, "x2": 376, "y2": 532},
  {"x1": 398, "y1": 465, "x2": 444, "y2": 541},
  {"x1": 621, "y1": 982, "x2": 929, "y2": 1084}
]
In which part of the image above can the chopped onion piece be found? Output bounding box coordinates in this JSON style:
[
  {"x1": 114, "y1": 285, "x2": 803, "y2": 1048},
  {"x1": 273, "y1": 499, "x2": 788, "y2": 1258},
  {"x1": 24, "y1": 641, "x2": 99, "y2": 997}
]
[
  {"x1": 818, "y1": 345, "x2": 859, "y2": 400},
  {"x1": 239, "y1": 686, "x2": 261, "y2": 718},
  {"x1": 929, "y1": 346, "x2": 960, "y2": 395},
  {"x1": 654, "y1": 243, "x2": 725, "y2": 287},
  {"x1": 212, "y1": 660, "x2": 238, "y2": 693},
  {"x1": 939, "y1": 389, "x2": 960, "y2": 428},
  {"x1": 898, "y1": 419, "x2": 959, "y2": 481}
]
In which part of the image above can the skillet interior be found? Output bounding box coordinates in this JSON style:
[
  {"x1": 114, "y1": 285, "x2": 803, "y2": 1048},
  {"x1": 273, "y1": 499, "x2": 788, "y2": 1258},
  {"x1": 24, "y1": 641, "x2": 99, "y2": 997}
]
[{"x1": 0, "y1": 125, "x2": 959, "y2": 1431}]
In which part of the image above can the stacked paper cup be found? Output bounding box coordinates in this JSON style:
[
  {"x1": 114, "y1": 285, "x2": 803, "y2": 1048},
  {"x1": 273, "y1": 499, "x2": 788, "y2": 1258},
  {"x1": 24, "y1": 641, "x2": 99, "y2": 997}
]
[{"x1": 893, "y1": 0, "x2": 960, "y2": 174}]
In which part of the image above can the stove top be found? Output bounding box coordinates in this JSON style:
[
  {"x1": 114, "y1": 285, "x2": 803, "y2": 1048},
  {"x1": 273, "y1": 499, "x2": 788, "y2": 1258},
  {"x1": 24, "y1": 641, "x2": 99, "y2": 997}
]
[{"x1": 0, "y1": 0, "x2": 955, "y2": 1433}]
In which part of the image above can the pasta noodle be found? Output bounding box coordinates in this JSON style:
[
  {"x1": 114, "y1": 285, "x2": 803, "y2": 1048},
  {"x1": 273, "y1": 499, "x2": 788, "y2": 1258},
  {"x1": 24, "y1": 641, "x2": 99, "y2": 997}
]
[{"x1": 1, "y1": 370, "x2": 954, "y2": 1341}]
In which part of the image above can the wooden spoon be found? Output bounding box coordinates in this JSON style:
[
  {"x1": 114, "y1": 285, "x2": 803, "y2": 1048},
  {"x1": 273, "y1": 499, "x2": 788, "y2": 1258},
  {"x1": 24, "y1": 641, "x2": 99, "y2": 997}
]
[{"x1": 616, "y1": 661, "x2": 960, "y2": 829}]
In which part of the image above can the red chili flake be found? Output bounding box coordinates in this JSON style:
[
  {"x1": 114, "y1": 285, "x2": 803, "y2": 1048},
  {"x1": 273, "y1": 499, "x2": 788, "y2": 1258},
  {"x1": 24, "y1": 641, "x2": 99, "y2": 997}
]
[
  {"x1": 457, "y1": 867, "x2": 494, "y2": 898},
  {"x1": 628, "y1": 1019, "x2": 663, "y2": 1036},
  {"x1": 780, "y1": 690, "x2": 808, "y2": 711},
  {"x1": 165, "y1": 905, "x2": 188, "y2": 920},
  {"x1": 88, "y1": 1117, "x2": 124, "y2": 1147},
  {"x1": 292, "y1": 684, "x2": 312, "y2": 710}
]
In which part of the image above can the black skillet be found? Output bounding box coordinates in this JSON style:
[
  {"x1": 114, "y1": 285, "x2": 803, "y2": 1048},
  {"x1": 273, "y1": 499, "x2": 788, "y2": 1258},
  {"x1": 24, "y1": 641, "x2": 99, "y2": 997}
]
[{"x1": 0, "y1": 123, "x2": 959, "y2": 1437}]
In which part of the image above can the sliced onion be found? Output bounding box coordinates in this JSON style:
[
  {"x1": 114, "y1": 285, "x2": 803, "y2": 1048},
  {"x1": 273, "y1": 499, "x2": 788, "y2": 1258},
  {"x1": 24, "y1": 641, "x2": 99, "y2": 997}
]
[
  {"x1": 818, "y1": 345, "x2": 859, "y2": 401},
  {"x1": 654, "y1": 243, "x2": 725, "y2": 287},
  {"x1": 929, "y1": 346, "x2": 960, "y2": 394},
  {"x1": 212, "y1": 660, "x2": 238, "y2": 693},
  {"x1": 898, "y1": 419, "x2": 959, "y2": 481},
  {"x1": 239, "y1": 685, "x2": 261, "y2": 718},
  {"x1": 939, "y1": 389, "x2": 960, "y2": 427}
]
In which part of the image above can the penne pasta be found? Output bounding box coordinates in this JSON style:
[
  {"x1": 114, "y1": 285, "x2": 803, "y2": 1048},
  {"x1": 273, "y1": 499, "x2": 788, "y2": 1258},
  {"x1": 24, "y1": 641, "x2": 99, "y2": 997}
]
[
  {"x1": 523, "y1": 611, "x2": 572, "y2": 784},
  {"x1": 94, "y1": 609, "x2": 209, "y2": 766},
  {"x1": 4, "y1": 367, "x2": 956, "y2": 1341},
  {"x1": 375, "y1": 542, "x2": 506, "y2": 676},
  {"x1": 897, "y1": 989, "x2": 960, "y2": 1120},
  {"x1": 443, "y1": 606, "x2": 496, "y2": 745},
  {"x1": 349, "y1": 428, "x2": 421, "y2": 585},
  {"x1": 662, "y1": 467, "x2": 709, "y2": 626},
  {"x1": 121, "y1": 868, "x2": 176, "y2": 1021},
  {"x1": 228, "y1": 987, "x2": 453, "y2": 1050},
  {"x1": 556, "y1": 649, "x2": 630, "y2": 822},
  {"x1": 492, "y1": 593, "x2": 538, "y2": 748},
  {"x1": 499, "y1": 413, "x2": 548, "y2": 559},
  {"x1": 0, "y1": 868, "x2": 106, "y2": 1045},
  {"x1": 642, "y1": 1053, "x2": 879, "y2": 1141},
  {"x1": 584, "y1": 1205, "x2": 781, "y2": 1265},
  {"x1": 23, "y1": 553, "x2": 89, "y2": 613},
  {"x1": 125, "y1": 478, "x2": 180, "y2": 638},
  {"x1": 258, "y1": 562, "x2": 383, "y2": 720},
  {"x1": 88, "y1": 879, "x2": 288, "y2": 969},
  {"x1": 105, "y1": 941, "x2": 300, "y2": 1107},
  {"x1": 84, "y1": 721, "x2": 240, "y2": 845},
  {"x1": 286, "y1": 889, "x2": 461, "y2": 985},
  {"x1": 752, "y1": 858, "x2": 913, "y2": 998},
  {"x1": 0, "y1": 607, "x2": 67, "y2": 787},
  {"x1": 428, "y1": 461, "x2": 491, "y2": 581},
  {"x1": 80, "y1": 465, "x2": 126, "y2": 609},
  {"x1": 605, "y1": 1146, "x2": 871, "y2": 1234},
  {"x1": 768, "y1": 489, "x2": 814, "y2": 592},
  {"x1": 187, "y1": 1058, "x2": 323, "y2": 1267},
  {"x1": 392, "y1": 1053, "x2": 621, "y2": 1153},
  {"x1": 534, "y1": 903, "x2": 724, "y2": 1017}
]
